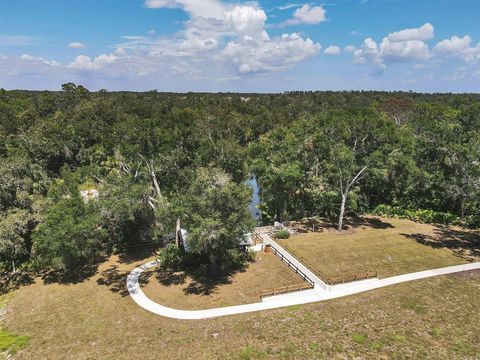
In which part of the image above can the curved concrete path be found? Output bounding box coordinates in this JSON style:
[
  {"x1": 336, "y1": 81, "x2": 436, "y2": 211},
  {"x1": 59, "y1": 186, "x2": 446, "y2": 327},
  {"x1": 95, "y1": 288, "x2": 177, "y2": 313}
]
[{"x1": 127, "y1": 259, "x2": 480, "y2": 320}]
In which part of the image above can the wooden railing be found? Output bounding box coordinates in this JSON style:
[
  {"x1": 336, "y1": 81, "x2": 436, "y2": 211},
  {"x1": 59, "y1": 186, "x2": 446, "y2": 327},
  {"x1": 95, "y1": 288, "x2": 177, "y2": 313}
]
[
  {"x1": 327, "y1": 271, "x2": 379, "y2": 285},
  {"x1": 251, "y1": 230, "x2": 263, "y2": 245},
  {"x1": 269, "y1": 245, "x2": 315, "y2": 286},
  {"x1": 273, "y1": 236, "x2": 379, "y2": 286},
  {"x1": 261, "y1": 282, "x2": 314, "y2": 298},
  {"x1": 127, "y1": 241, "x2": 162, "y2": 251}
]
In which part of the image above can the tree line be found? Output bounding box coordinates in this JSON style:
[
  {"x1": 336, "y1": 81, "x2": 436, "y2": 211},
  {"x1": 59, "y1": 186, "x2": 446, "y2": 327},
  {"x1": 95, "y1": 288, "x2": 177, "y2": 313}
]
[{"x1": 1, "y1": 84, "x2": 479, "y2": 274}]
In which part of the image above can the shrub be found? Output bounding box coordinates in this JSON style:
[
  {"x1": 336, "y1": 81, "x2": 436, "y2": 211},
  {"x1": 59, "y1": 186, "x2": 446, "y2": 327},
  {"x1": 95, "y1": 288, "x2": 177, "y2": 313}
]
[
  {"x1": 220, "y1": 248, "x2": 255, "y2": 273},
  {"x1": 465, "y1": 214, "x2": 480, "y2": 229},
  {"x1": 157, "y1": 244, "x2": 184, "y2": 271},
  {"x1": 274, "y1": 230, "x2": 290, "y2": 239},
  {"x1": 373, "y1": 204, "x2": 459, "y2": 226}
]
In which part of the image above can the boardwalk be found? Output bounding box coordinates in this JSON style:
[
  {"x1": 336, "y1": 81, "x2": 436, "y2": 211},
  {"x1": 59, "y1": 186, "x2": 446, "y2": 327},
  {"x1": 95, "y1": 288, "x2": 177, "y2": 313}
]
[{"x1": 258, "y1": 230, "x2": 329, "y2": 290}]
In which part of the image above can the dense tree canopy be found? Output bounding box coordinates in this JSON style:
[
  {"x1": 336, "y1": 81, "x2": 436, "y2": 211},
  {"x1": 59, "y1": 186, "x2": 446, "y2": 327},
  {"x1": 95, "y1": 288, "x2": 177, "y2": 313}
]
[
  {"x1": 177, "y1": 167, "x2": 255, "y2": 275},
  {"x1": 1, "y1": 85, "x2": 479, "y2": 273}
]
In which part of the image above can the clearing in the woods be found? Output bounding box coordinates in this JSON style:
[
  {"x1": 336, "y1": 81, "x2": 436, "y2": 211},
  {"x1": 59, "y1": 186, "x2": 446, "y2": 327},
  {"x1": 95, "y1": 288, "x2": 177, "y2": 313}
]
[
  {"x1": 278, "y1": 217, "x2": 479, "y2": 282},
  {"x1": 3, "y1": 217, "x2": 480, "y2": 359},
  {"x1": 141, "y1": 252, "x2": 304, "y2": 310}
]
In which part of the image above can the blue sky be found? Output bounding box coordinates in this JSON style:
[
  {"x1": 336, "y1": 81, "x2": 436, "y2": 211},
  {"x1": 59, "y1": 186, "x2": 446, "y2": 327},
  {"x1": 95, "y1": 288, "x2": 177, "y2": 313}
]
[{"x1": 0, "y1": 0, "x2": 479, "y2": 92}]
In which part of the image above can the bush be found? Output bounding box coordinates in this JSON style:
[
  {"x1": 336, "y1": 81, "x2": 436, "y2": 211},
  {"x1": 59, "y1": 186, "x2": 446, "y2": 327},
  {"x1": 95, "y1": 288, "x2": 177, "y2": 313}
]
[
  {"x1": 465, "y1": 214, "x2": 480, "y2": 229},
  {"x1": 221, "y1": 248, "x2": 255, "y2": 273},
  {"x1": 373, "y1": 204, "x2": 459, "y2": 225},
  {"x1": 274, "y1": 230, "x2": 290, "y2": 239},
  {"x1": 32, "y1": 195, "x2": 107, "y2": 271},
  {"x1": 157, "y1": 244, "x2": 184, "y2": 271}
]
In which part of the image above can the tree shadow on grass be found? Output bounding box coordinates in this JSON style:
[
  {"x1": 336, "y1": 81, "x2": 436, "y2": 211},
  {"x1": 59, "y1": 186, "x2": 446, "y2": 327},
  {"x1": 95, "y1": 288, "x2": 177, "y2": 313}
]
[
  {"x1": 118, "y1": 247, "x2": 159, "y2": 265},
  {"x1": 98, "y1": 252, "x2": 253, "y2": 298},
  {"x1": 345, "y1": 216, "x2": 395, "y2": 230},
  {"x1": 155, "y1": 271, "x2": 187, "y2": 286},
  {"x1": 182, "y1": 270, "x2": 232, "y2": 296},
  {"x1": 322, "y1": 216, "x2": 395, "y2": 231},
  {"x1": 401, "y1": 225, "x2": 480, "y2": 262},
  {"x1": 96, "y1": 265, "x2": 152, "y2": 297},
  {"x1": 41, "y1": 260, "x2": 104, "y2": 285},
  {"x1": 0, "y1": 271, "x2": 35, "y2": 295},
  {"x1": 288, "y1": 216, "x2": 394, "y2": 233},
  {"x1": 153, "y1": 257, "x2": 253, "y2": 297},
  {"x1": 152, "y1": 267, "x2": 234, "y2": 296}
]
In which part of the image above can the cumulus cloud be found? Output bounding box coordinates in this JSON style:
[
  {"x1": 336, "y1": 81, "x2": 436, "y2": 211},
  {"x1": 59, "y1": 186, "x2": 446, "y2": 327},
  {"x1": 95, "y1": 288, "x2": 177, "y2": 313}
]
[
  {"x1": 434, "y1": 35, "x2": 480, "y2": 62},
  {"x1": 69, "y1": 53, "x2": 118, "y2": 70},
  {"x1": 324, "y1": 45, "x2": 341, "y2": 55},
  {"x1": 353, "y1": 23, "x2": 433, "y2": 73},
  {"x1": 68, "y1": 42, "x2": 87, "y2": 49},
  {"x1": 344, "y1": 45, "x2": 356, "y2": 53},
  {"x1": 387, "y1": 23, "x2": 434, "y2": 42},
  {"x1": 129, "y1": 0, "x2": 321, "y2": 74},
  {"x1": 0, "y1": 0, "x2": 322, "y2": 88},
  {"x1": 223, "y1": 33, "x2": 320, "y2": 73},
  {"x1": 225, "y1": 6, "x2": 268, "y2": 39},
  {"x1": 284, "y1": 5, "x2": 327, "y2": 26}
]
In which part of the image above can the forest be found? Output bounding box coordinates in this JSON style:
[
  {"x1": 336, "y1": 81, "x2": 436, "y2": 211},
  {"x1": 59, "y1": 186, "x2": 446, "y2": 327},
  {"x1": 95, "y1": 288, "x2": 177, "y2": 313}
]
[{"x1": 1, "y1": 84, "x2": 480, "y2": 276}]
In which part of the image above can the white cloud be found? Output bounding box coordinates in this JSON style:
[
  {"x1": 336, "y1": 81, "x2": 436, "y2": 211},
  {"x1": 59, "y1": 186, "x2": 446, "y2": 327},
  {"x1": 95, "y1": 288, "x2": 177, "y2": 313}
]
[
  {"x1": 387, "y1": 23, "x2": 434, "y2": 42},
  {"x1": 344, "y1": 45, "x2": 356, "y2": 52},
  {"x1": 324, "y1": 45, "x2": 341, "y2": 55},
  {"x1": 434, "y1": 35, "x2": 480, "y2": 62},
  {"x1": 0, "y1": 35, "x2": 38, "y2": 46},
  {"x1": 224, "y1": 6, "x2": 268, "y2": 38},
  {"x1": 67, "y1": 42, "x2": 87, "y2": 49},
  {"x1": 144, "y1": 0, "x2": 225, "y2": 19},
  {"x1": 134, "y1": 1, "x2": 321, "y2": 74},
  {"x1": 20, "y1": 54, "x2": 59, "y2": 66},
  {"x1": 0, "y1": 1, "x2": 322, "y2": 88},
  {"x1": 277, "y1": 3, "x2": 303, "y2": 11},
  {"x1": 284, "y1": 5, "x2": 327, "y2": 26},
  {"x1": 353, "y1": 23, "x2": 433, "y2": 73},
  {"x1": 223, "y1": 33, "x2": 320, "y2": 73},
  {"x1": 69, "y1": 53, "x2": 118, "y2": 70}
]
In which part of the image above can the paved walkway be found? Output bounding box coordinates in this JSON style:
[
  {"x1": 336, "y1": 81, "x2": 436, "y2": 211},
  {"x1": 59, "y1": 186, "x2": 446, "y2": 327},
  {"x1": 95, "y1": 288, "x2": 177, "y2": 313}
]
[{"x1": 127, "y1": 258, "x2": 480, "y2": 320}]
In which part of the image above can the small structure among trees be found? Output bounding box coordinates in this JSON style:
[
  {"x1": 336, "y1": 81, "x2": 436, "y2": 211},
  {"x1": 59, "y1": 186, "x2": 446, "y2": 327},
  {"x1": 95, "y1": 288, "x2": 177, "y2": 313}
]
[{"x1": 170, "y1": 167, "x2": 256, "y2": 275}]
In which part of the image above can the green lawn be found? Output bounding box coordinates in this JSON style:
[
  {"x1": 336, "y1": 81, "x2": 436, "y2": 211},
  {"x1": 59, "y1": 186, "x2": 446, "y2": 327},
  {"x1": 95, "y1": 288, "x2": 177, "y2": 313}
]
[
  {"x1": 279, "y1": 217, "x2": 480, "y2": 280},
  {"x1": 0, "y1": 294, "x2": 29, "y2": 358},
  {"x1": 0, "y1": 328, "x2": 29, "y2": 355}
]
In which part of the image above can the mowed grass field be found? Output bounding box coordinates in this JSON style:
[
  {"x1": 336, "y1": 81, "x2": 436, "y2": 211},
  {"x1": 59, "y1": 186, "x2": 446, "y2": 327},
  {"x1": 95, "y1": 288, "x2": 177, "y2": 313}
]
[
  {"x1": 279, "y1": 217, "x2": 480, "y2": 280},
  {"x1": 4, "y1": 262, "x2": 480, "y2": 359},
  {"x1": 3, "y1": 219, "x2": 480, "y2": 360},
  {"x1": 141, "y1": 252, "x2": 304, "y2": 310}
]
